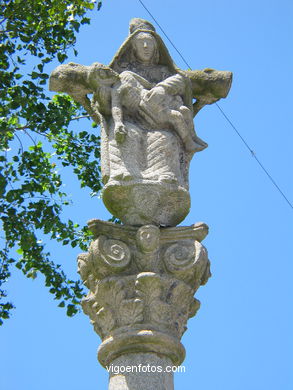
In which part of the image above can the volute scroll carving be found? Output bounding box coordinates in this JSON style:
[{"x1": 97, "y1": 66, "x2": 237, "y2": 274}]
[{"x1": 77, "y1": 220, "x2": 211, "y2": 367}]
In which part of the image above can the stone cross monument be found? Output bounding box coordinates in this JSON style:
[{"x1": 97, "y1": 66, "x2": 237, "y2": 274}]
[{"x1": 50, "y1": 18, "x2": 232, "y2": 390}]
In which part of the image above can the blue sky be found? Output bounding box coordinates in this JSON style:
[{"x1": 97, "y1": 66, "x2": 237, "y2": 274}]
[{"x1": 1, "y1": 1, "x2": 292, "y2": 389}]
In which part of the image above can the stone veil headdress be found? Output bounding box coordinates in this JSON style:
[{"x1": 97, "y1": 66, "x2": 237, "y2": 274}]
[{"x1": 109, "y1": 18, "x2": 180, "y2": 74}]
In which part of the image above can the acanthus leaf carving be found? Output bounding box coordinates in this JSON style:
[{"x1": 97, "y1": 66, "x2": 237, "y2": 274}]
[
  {"x1": 189, "y1": 298, "x2": 201, "y2": 318},
  {"x1": 120, "y1": 298, "x2": 144, "y2": 326},
  {"x1": 135, "y1": 272, "x2": 171, "y2": 325},
  {"x1": 96, "y1": 307, "x2": 116, "y2": 338},
  {"x1": 77, "y1": 220, "x2": 212, "y2": 364},
  {"x1": 84, "y1": 278, "x2": 127, "y2": 338},
  {"x1": 96, "y1": 278, "x2": 126, "y2": 320},
  {"x1": 166, "y1": 281, "x2": 198, "y2": 337},
  {"x1": 77, "y1": 252, "x2": 95, "y2": 289}
]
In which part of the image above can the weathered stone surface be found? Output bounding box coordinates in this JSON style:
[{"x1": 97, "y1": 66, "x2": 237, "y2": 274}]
[
  {"x1": 102, "y1": 181, "x2": 190, "y2": 226},
  {"x1": 77, "y1": 219, "x2": 211, "y2": 367},
  {"x1": 49, "y1": 17, "x2": 232, "y2": 388},
  {"x1": 50, "y1": 18, "x2": 232, "y2": 226},
  {"x1": 108, "y1": 353, "x2": 174, "y2": 390}
]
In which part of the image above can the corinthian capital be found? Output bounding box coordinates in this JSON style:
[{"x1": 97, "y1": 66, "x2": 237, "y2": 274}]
[{"x1": 77, "y1": 219, "x2": 211, "y2": 367}]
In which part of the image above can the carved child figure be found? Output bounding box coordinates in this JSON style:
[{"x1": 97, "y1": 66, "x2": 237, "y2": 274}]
[{"x1": 87, "y1": 63, "x2": 207, "y2": 152}]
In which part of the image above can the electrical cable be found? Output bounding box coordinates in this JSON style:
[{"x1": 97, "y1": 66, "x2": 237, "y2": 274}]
[{"x1": 138, "y1": 0, "x2": 293, "y2": 210}]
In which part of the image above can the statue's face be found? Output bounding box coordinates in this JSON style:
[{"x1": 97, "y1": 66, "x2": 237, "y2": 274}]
[{"x1": 133, "y1": 32, "x2": 157, "y2": 64}]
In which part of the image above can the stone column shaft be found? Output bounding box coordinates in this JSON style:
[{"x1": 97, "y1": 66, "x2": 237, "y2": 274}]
[{"x1": 108, "y1": 353, "x2": 174, "y2": 390}]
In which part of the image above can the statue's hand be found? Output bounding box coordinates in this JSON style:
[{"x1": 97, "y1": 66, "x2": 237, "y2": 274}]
[
  {"x1": 144, "y1": 86, "x2": 165, "y2": 103},
  {"x1": 114, "y1": 122, "x2": 127, "y2": 143}
]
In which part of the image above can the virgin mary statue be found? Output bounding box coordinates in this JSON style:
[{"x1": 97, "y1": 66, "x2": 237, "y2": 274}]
[{"x1": 49, "y1": 18, "x2": 232, "y2": 226}]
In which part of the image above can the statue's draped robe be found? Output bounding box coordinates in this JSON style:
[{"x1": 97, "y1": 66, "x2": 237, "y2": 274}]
[
  {"x1": 49, "y1": 20, "x2": 232, "y2": 226},
  {"x1": 100, "y1": 63, "x2": 192, "y2": 188}
]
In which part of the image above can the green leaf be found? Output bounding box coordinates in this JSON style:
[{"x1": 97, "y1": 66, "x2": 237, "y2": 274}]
[
  {"x1": 0, "y1": 0, "x2": 101, "y2": 325},
  {"x1": 66, "y1": 304, "x2": 78, "y2": 317}
]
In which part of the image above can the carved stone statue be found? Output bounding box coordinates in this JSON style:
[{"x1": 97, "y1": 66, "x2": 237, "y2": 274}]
[
  {"x1": 50, "y1": 18, "x2": 232, "y2": 389},
  {"x1": 49, "y1": 18, "x2": 232, "y2": 226}
]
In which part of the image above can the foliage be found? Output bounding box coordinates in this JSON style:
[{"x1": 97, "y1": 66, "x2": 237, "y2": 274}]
[{"x1": 0, "y1": 0, "x2": 103, "y2": 325}]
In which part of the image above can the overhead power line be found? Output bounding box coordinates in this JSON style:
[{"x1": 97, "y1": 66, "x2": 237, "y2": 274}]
[
  {"x1": 138, "y1": 0, "x2": 293, "y2": 210},
  {"x1": 138, "y1": 0, "x2": 192, "y2": 70}
]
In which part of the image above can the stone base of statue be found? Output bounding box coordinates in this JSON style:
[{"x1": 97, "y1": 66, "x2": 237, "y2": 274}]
[
  {"x1": 100, "y1": 120, "x2": 193, "y2": 227},
  {"x1": 103, "y1": 180, "x2": 190, "y2": 226},
  {"x1": 77, "y1": 219, "x2": 211, "y2": 389}
]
